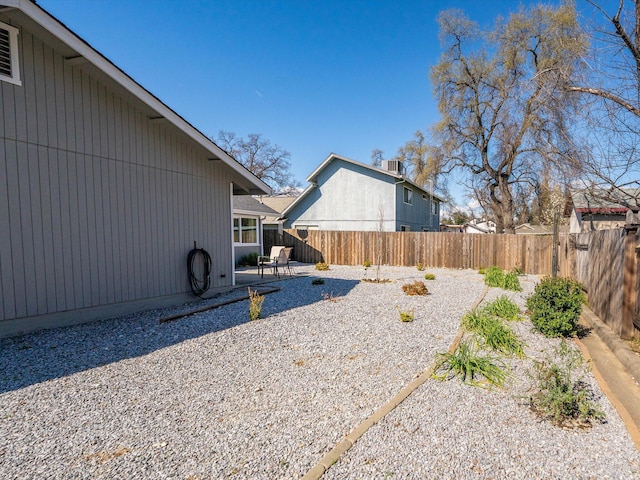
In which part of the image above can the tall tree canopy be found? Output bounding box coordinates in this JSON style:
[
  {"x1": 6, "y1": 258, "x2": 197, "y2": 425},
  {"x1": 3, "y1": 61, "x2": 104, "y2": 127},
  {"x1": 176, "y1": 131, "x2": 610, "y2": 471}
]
[
  {"x1": 215, "y1": 131, "x2": 299, "y2": 191},
  {"x1": 431, "y1": 2, "x2": 587, "y2": 233}
]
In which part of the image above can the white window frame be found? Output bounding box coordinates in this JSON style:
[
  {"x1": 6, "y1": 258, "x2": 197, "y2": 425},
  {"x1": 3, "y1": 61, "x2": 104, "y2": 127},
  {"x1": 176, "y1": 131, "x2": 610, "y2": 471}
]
[
  {"x1": 431, "y1": 201, "x2": 438, "y2": 215},
  {"x1": 233, "y1": 216, "x2": 260, "y2": 246},
  {"x1": 403, "y1": 187, "x2": 413, "y2": 205},
  {"x1": 0, "y1": 21, "x2": 21, "y2": 86}
]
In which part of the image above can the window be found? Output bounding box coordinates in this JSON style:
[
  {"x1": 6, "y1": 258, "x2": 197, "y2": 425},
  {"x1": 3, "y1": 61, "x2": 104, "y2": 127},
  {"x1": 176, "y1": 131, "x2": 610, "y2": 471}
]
[
  {"x1": 233, "y1": 217, "x2": 258, "y2": 244},
  {"x1": 431, "y1": 201, "x2": 439, "y2": 215},
  {"x1": 400, "y1": 225, "x2": 410, "y2": 232},
  {"x1": 0, "y1": 22, "x2": 21, "y2": 86},
  {"x1": 403, "y1": 187, "x2": 413, "y2": 205}
]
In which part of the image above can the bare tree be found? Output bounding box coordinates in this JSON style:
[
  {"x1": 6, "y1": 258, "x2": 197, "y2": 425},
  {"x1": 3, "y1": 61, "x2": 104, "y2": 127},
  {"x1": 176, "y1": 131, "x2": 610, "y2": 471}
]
[
  {"x1": 430, "y1": 3, "x2": 587, "y2": 233},
  {"x1": 566, "y1": 0, "x2": 640, "y2": 209},
  {"x1": 215, "y1": 130, "x2": 299, "y2": 191}
]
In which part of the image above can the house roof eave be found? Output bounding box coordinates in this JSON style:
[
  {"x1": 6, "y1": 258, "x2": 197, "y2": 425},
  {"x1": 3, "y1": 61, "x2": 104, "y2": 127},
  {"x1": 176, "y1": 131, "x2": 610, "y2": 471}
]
[{"x1": 4, "y1": 0, "x2": 271, "y2": 196}]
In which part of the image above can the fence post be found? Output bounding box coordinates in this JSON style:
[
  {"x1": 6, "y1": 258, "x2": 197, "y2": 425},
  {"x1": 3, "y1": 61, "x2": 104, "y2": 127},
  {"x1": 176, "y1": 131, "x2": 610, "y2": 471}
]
[{"x1": 622, "y1": 223, "x2": 639, "y2": 339}]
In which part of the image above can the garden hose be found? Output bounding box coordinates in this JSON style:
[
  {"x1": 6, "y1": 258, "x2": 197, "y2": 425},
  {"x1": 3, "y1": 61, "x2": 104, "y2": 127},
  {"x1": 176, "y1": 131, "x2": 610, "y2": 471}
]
[{"x1": 187, "y1": 246, "x2": 212, "y2": 296}]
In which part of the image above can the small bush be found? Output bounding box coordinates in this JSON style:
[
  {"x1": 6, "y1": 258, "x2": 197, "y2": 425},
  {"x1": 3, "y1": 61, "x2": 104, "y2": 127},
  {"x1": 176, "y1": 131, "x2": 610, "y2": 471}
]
[
  {"x1": 363, "y1": 260, "x2": 371, "y2": 268},
  {"x1": 461, "y1": 310, "x2": 525, "y2": 357},
  {"x1": 416, "y1": 263, "x2": 425, "y2": 271},
  {"x1": 478, "y1": 266, "x2": 486, "y2": 275},
  {"x1": 502, "y1": 270, "x2": 522, "y2": 291},
  {"x1": 424, "y1": 273, "x2": 436, "y2": 280},
  {"x1": 526, "y1": 277, "x2": 585, "y2": 338},
  {"x1": 484, "y1": 266, "x2": 504, "y2": 287},
  {"x1": 484, "y1": 266, "x2": 521, "y2": 291},
  {"x1": 529, "y1": 341, "x2": 605, "y2": 428},
  {"x1": 238, "y1": 252, "x2": 259, "y2": 267},
  {"x1": 311, "y1": 278, "x2": 325, "y2": 285},
  {"x1": 482, "y1": 295, "x2": 521, "y2": 321},
  {"x1": 402, "y1": 281, "x2": 429, "y2": 296},
  {"x1": 248, "y1": 288, "x2": 264, "y2": 321},
  {"x1": 433, "y1": 341, "x2": 508, "y2": 388},
  {"x1": 398, "y1": 309, "x2": 415, "y2": 322},
  {"x1": 315, "y1": 262, "x2": 330, "y2": 271}
]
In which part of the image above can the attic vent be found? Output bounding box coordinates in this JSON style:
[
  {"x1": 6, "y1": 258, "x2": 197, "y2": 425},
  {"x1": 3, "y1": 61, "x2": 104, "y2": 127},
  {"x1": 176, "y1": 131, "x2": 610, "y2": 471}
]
[
  {"x1": 0, "y1": 22, "x2": 21, "y2": 86},
  {"x1": 382, "y1": 159, "x2": 404, "y2": 175}
]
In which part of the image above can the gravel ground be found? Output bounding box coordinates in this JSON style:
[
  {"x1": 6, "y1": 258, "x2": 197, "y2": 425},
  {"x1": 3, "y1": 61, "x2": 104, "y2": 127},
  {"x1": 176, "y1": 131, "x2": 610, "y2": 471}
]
[{"x1": 1, "y1": 265, "x2": 639, "y2": 479}]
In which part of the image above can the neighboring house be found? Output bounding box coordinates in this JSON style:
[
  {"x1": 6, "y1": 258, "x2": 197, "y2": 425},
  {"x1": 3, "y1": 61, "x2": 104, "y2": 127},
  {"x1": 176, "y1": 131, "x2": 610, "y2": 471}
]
[
  {"x1": 569, "y1": 189, "x2": 638, "y2": 234},
  {"x1": 257, "y1": 194, "x2": 298, "y2": 233},
  {"x1": 440, "y1": 224, "x2": 464, "y2": 233},
  {"x1": 0, "y1": 2, "x2": 270, "y2": 337},
  {"x1": 515, "y1": 223, "x2": 569, "y2": 235},
  {"x1": 232, "y1": 196, "x2": 279, "y2": 265},
  {"x1": 281, "y1": 154, "x2": 443, "y2": 232},
  {"x1": 463, "y1": 219, "x2": 496, "y2": 234}
]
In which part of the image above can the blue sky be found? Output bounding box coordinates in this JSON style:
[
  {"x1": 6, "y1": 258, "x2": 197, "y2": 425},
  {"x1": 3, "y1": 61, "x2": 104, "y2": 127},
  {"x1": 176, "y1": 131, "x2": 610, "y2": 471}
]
[{"x1": 38, "y1": 0, "x2": 602, "y2": 206}]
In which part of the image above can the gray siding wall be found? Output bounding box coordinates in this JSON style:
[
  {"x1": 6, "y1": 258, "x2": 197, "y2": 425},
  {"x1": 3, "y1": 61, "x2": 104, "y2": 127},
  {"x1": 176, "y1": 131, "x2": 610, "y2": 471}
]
[
  {"x1": 0, "y1": 24, "x2": 234, "y2": 335},
  {"x1": 395, "y1": 183, "x2": 439, "y2": 231},
  {"x1": 284, "y1": 160, "x2": 397, "y2": 231}
]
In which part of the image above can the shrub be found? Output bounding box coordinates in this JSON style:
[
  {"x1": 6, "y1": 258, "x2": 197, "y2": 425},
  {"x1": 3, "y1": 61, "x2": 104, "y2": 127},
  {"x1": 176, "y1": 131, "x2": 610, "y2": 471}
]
[
  {"x1": 424, "y1": 273, "x2": 436, "y2": 280},
  {"x1": 363, "y1": 260, "x2": 371, "y2": 268},
  {"x1": 433, "y1": 341, "x2": 508, "y2": 388},
  {"x1": 398, "y1": 309, "x2": 415, "y2": 322},
  {"x1": 402, "y1": 281, "x2": 429, "y2": 296},
  {"x1": 461, "y1": 310, "x2": 525, "y2": 357},
  {"x1": 478, "y1": 266, "x2": 486, "y2": 275},
  {"x1": 311, "y1": 278, "x2": 325, "y2": 285},
  {"x1": 482, "y1": 295, "x2": 521, "y2": 321},
  {"x1": 526, "y1": 277, "x2": 585, "y2": 338},
  {"x1": 238, "y1": 252, "x2": 259, "y2": 267},
  {"x1": 484, "y1": 266, "x2": 504, "y2": 287},
  {"x1": 529, "y1": 341, "x2": 605, "y2": 428},
  {"x1": 484, "y1": 266, "x2": 522, "y2": 291},
  {"x1": 416, "y1": 263, "x2": 425, "y2": 271},
  {"x1": 315, "y1": 262, "x2": 330, "y2": 271},
  {"x1": 248, "y1": 288, "x2": 264, "y2": 321}
]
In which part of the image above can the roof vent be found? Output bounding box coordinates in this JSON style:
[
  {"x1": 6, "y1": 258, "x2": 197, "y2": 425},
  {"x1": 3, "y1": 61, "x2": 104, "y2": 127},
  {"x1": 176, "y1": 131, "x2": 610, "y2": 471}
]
[
  {"x1": 0, "y1": 21, "x2": 20, "y2": 86},
  {"x1": 381, "y1": 159, "x2": 403, "y2": 175},
  {"x1": 0, "y1": 27, "x2": 12, "y2": 77}
]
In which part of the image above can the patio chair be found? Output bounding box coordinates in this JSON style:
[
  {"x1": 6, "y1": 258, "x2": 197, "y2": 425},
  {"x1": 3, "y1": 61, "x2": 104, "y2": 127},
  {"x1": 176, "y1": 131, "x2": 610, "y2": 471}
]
[
  {"x1": 258, "y1": 246, "x2": 285, "y2": 278},
  {"x1": 259, "y1": 246, "x2": 294, "y2": 278}
]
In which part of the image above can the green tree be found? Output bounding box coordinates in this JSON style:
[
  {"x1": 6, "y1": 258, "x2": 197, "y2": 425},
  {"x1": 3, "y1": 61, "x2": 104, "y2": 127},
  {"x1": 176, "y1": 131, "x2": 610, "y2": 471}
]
[{"x1": 431, "y1": 3, "x2": 587, "y2": 233}]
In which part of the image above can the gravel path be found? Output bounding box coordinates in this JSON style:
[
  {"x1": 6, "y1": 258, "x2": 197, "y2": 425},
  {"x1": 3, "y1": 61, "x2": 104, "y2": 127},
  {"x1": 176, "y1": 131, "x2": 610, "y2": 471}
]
[{"x1": 1, "y1": 265, "x2": 639, "y2": 479}]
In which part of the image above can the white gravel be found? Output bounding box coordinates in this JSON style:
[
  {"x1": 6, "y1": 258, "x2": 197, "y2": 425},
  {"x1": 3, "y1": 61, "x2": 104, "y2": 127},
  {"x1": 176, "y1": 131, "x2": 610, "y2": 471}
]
[{"x1": 1, "y1": 265, "x2": 639, "y2": 479}]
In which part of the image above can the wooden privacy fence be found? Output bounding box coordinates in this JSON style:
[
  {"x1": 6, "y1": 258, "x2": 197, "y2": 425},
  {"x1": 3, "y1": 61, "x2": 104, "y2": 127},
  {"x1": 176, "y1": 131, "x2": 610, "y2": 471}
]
[
  {"x1": 264, "y1": 228, "x2": 639, "y2": 338},
  {"x1": 573, "y1": 228, "x2": 639, "y2": 339},
  {"x1": 265, "y1": 229, "x2": 573, "y2": 276}
]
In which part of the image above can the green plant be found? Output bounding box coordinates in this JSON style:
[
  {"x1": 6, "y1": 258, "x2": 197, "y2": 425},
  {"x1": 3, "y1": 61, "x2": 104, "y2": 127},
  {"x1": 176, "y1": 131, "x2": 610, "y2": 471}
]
[
  {"x1": 424, "y1": 273, "x2": 436, "y2": 280},
  {"x1": 315, "y1": 262, "x2": 330, "y2": 271},
  {"x1": 237, "y1": 252, "x2": 259, "y2": 267},
  {"x1": 401, "y1": 281, "x2": 429, "y2": 296},
  {"x1": 512, "y1": 266, "x2": 524, "y2": 275},
  {"x1": 529, "y1": 341, "x2": 605, "y2": 427},
  {"x1": 248, "y1": 288, "x2": 264, "y2": 321},
  {"x1": 398, "y1": 308, "x2": 415, "y2": 322},
  {"x1": 416, "y1": 263, "x2": 425, "y2": 271},
  {"x1": 461, "y1": 310, "x2": 525, "y2": 357},
  {"x1": 311, "y1": 278, "x2": 325, "y2": 285},
  {"x1": 502, "y1": 270, "x2": 522, "y2": 291},
  {"x1": 526, "y1": 277, "x2": 585, "y2": 338},
  {"x1": 433, "y1": 340, "x2": 508, "y2": 388},
  {"x1": 483, "y1": 266, "x2": 521, "y2": 291},
  {"x1": 478, "y1": 266, "x2": 486, "y2": 275},
  {"x1": 363, "y1": 260, "x2": 371, "y2": 268},
  {"x1": 482, "y1": 295, "x2": 521, "y2": 321}
]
